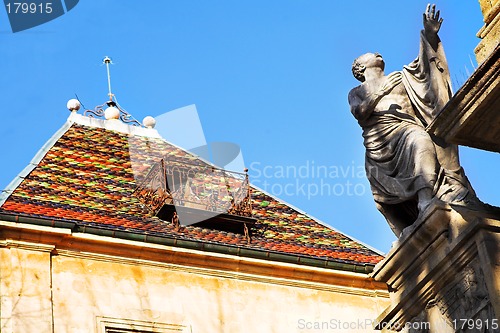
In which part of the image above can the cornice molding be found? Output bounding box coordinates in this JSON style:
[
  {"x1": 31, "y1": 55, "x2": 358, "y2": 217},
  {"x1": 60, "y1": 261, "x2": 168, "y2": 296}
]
[
  {"x1": 0, "y1": 239, "x2": 55, "y2": 253},
  {"x1": 0, "y1": 219, "x2": 388, "y2": 298}
]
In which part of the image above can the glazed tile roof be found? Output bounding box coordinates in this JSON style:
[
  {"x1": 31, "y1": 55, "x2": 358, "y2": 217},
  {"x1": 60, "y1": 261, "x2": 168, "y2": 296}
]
[{"x1": 0, "y1": 114, "x2": 384, "y2": 269}]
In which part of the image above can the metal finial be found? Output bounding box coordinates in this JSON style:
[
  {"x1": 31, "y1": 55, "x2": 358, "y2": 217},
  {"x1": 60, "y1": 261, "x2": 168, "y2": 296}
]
[
  {"x1": 83, "y1": 56, "x2": 144, "y2": 127},
  {"x1": 103, "y1": 56, "x2": 114, "y2": 101}
]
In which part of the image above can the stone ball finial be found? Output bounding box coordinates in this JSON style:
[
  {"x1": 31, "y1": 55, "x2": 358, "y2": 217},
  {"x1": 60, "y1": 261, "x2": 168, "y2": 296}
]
[
  {"x1": 104, "y1": 106, "x2": 120, "y2": 120},
  {"x1": 67, "y1": 99, "x2": 81, "y2": 112},
  {"x1": 143, "y1": 116, "x2": 156, "y2": 128}
]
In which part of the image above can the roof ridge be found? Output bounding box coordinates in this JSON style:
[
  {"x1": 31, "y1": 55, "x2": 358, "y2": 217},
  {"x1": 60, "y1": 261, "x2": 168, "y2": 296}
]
[{"x1": 70, "y1": 112, "x2": 161, "y2": 138}]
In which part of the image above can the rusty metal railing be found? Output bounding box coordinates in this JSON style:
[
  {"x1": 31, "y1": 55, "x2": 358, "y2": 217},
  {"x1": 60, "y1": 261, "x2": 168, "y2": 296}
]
[{"x1": 133, "y1": 155, "x2": 252, "y2": 218}]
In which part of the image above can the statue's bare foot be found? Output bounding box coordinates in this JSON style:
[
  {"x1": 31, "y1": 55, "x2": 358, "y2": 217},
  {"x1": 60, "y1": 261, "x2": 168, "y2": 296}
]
[
  {"x1": 417, "y1": 187, "x2": 433, "y2": 215},
  {"x1": 418, "y1": 199, "x2": 432, "y2": 215}
]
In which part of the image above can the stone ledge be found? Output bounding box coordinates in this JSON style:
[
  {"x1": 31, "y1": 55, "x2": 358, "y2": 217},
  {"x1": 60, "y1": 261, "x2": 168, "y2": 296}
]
[{"x1": 370, "y1": 200, "x2": 500, "y2": 330}]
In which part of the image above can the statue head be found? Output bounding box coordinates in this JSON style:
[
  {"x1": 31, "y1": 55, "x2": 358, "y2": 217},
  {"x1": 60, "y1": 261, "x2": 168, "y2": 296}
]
[{"x1": 352, "y1": 53, "x2": 385, "y2": 82}]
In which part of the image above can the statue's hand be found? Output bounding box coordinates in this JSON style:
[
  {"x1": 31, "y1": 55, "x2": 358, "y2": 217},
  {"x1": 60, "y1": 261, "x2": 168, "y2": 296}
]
[
  {"x1": 423, "y1": 3, "x2": 443, "y2": 35},
  {"x1": 379, "y1": 72, "x2": 402, "y2": 96}
]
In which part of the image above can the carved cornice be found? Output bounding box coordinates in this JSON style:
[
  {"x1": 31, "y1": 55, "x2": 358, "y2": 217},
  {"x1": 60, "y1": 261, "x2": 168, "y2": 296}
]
[
  {"x1": 0, "y1": 239, "x2": 55, "y2": 253},
  {"x1": 0, "y1": 219, "x2": 388, "y2": 298}
]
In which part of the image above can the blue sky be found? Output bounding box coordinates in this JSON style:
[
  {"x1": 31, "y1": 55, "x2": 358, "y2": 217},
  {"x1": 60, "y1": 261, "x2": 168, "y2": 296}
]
[{"x1": 0, "y1": 1, "x2": 498, "y2": 254}]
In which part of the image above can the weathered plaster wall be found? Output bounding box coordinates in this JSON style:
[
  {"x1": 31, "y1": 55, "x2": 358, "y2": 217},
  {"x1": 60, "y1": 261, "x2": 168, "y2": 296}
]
[
  {"x1": 51, "y1": 254, "x2": 388, "y2": 333},
  {"x1": 1, "y1": 245, "x2": 389, "y2": 333},
  {"x1": 0, "y1": 246, "x2": 53, "y2": 333}
]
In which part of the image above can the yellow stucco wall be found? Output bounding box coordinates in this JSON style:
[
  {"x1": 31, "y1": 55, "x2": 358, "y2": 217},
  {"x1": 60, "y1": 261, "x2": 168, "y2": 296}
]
[
  {"x1": 0, "y1": 223, "x2": 390, "y2": 333},
  {"x1": 1, "y1": 246, "x2": 53, "y2": 333},
  {"x1": 52, "y1": 255, "x2": 388, "y2": 333}
]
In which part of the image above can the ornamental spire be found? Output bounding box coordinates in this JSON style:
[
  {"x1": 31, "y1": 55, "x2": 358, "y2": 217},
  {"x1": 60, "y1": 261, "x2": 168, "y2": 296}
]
[
  {"x1": 66, "y1": 56, "x2": 157, "y2": 129},
  {"x1": 103, "y1": 56, "x2": 114, "y2": 101}
]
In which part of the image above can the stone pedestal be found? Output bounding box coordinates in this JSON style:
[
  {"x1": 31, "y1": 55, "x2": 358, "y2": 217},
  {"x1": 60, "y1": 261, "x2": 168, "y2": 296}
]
[{"x1": 371, "y1": 201, "x2": 500, "y2": 332}]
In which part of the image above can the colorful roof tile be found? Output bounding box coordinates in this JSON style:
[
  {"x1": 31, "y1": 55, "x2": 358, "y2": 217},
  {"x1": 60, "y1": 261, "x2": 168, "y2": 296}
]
[{"x1": 0, "y1": 114, "x2": 384, "y2": 269}]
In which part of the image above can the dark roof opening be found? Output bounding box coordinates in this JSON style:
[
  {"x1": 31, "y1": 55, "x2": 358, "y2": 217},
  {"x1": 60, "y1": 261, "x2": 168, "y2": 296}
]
[{"x1": 157, "y1": 204, "x2": 256, "y2": 237}]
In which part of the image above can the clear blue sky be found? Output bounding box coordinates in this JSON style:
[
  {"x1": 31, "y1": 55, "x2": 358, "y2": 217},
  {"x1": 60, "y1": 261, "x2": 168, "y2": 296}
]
[{"x1": 1, "y1": 1, "x2": 498, "y2": 254}]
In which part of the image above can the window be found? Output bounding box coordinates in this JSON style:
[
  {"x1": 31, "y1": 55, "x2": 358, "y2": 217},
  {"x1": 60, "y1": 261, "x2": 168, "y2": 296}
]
[{"x1": 97, "y1": 317, "x2": 191, "y2": 333}]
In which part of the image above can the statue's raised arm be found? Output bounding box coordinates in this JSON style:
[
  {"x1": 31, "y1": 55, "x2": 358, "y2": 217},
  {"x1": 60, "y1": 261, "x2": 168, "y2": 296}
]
[
  {"x1": 347, "y1": 4, "x2": 478, "y2": 236},
  {"x1": 403, "y1": 3, "x2": 452, "y2": 127}
]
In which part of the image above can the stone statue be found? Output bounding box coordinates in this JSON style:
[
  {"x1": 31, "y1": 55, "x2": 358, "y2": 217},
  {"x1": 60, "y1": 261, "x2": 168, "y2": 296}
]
[{"x1": 348, "y1": 4, "x2": 477, "y2": 236}]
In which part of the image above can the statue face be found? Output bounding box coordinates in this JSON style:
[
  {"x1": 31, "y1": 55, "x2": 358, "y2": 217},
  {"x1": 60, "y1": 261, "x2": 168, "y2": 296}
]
[
  {"x1": 352, "y1": 52, "x2": 386, "y2": 82},
  {"x1": 358, "y1": 52, "x2": 385, "y2": 71}
]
